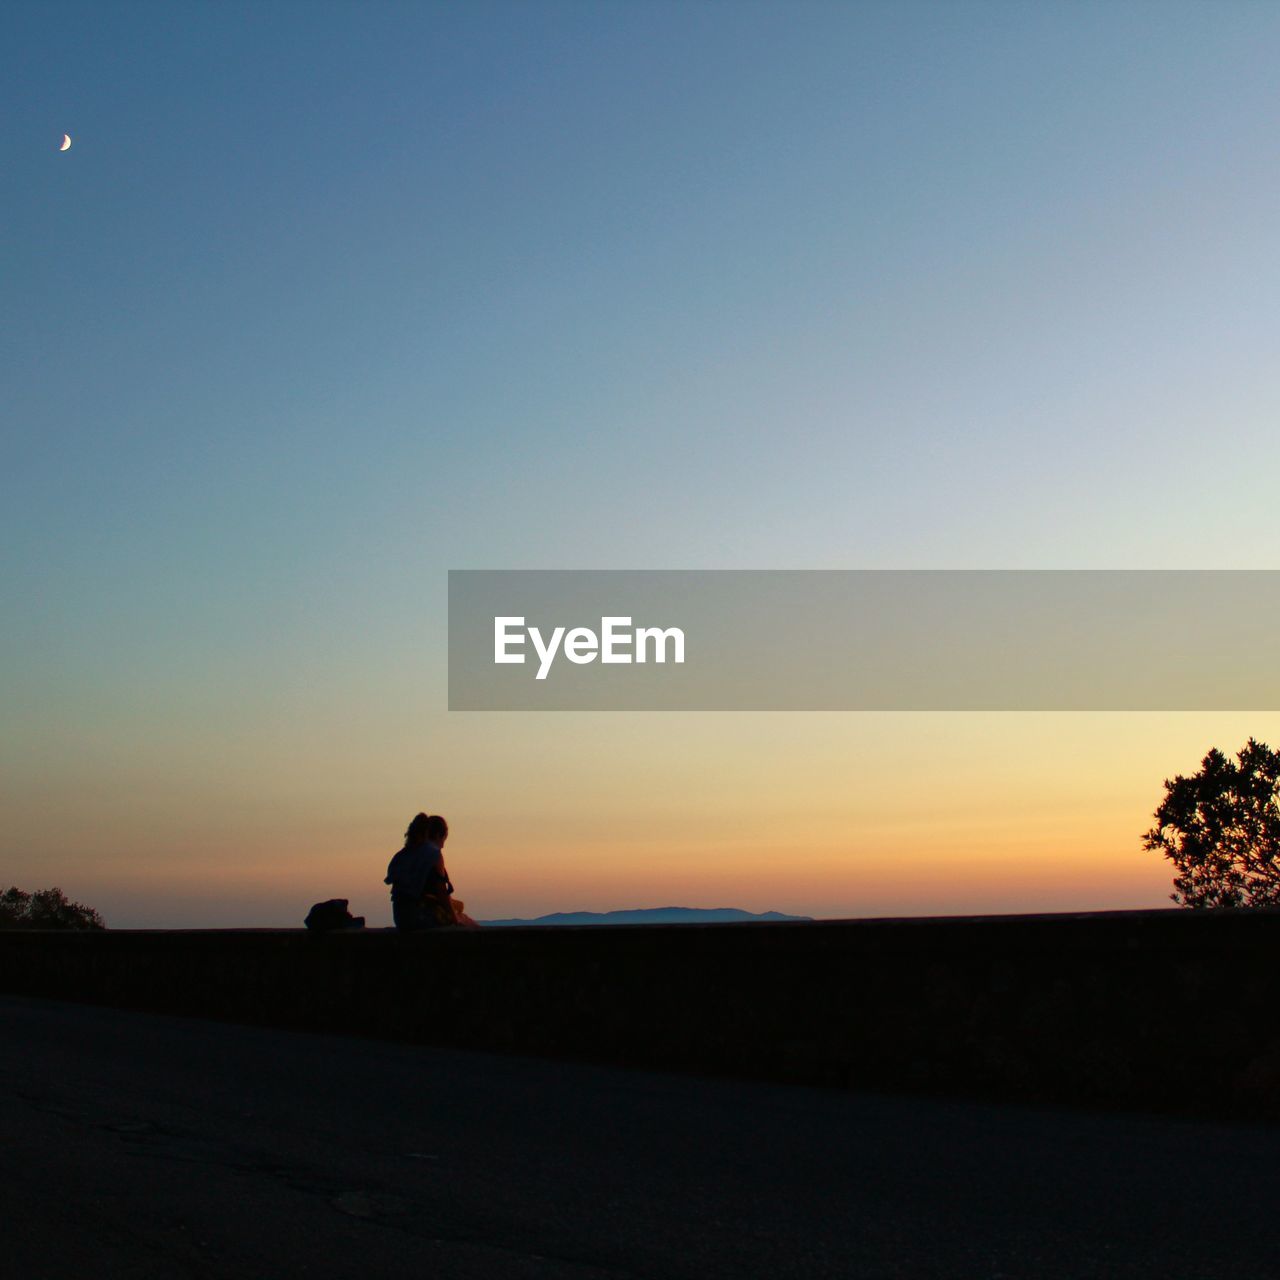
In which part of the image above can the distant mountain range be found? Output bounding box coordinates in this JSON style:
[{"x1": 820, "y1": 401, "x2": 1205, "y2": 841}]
[{"x1": 480, "y1": 907, "x2": 812, "y2": 927}]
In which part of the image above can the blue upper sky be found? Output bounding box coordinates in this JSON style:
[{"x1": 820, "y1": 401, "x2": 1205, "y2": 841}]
[{"x1": 7, "y1": 4, "x2": 1278, "y2": 596}]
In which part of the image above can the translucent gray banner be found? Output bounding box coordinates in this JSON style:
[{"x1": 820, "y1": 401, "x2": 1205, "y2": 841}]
[{"x1": 447, "y1": 570, "x2": 1280, "y2": 710}]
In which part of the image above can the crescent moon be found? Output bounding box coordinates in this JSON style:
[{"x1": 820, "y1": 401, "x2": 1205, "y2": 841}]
[{"x1": 59, "y1": 134, "x2": 71, "y2": 151}]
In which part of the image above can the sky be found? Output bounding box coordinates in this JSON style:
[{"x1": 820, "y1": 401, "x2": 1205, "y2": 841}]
[{"x1": 3, "y1": 1, "x2": 1279, "y2": 927}]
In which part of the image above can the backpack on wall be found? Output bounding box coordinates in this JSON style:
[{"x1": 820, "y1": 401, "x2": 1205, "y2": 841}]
[{"x1": 304, "y1": 898, "x2": 365, "y2": 931}]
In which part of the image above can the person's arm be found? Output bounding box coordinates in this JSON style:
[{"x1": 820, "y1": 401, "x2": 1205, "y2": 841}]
[{"x1": 425, "y1": 847, "x2": 452, "y2": 897}]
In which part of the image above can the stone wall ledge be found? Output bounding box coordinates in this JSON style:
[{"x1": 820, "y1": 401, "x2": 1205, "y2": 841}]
[{"x1": 3, "y1": 908, "x2": 1278, "y2": 1119}]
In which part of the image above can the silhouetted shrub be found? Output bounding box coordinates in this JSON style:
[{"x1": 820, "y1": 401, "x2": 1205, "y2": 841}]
[
  {"x1": 0, "y1": 886, "x2": 106, "y2": 930},
  {"x1": 1144, "y1": 739, "x2": 1280, "y2": 908}
]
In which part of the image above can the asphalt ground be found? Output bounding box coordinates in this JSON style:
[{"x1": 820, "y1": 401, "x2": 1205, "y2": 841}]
[{"x1": 1, "y1": 996, "x2": 1276, "y2": 1279}]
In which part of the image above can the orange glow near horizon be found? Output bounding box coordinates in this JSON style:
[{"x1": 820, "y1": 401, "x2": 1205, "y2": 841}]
[{"x1": 6, "y1": 710, "x2": 1274, "y2": 928}]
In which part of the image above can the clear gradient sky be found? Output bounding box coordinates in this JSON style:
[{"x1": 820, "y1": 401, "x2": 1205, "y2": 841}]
[{"x1": 4, "y1": 2, "x2": 1279, "y2": 927}]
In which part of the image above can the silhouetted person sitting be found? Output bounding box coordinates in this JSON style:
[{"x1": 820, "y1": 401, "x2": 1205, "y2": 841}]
[
  {"x1": 419, "y1": 814, "x2": 458, "y2": 926},
  {"x1": 430, "y1": 816, "x2": 481, "y2": 927},
  {"x1": 385, "y1": 812, "x2": 451, "y2": 931}
]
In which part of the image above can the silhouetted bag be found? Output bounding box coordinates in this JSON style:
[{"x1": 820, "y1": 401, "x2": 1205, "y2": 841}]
[
  {"x1": 421, "y1": 890, "x2": 457, "y2": 928},
  {"x1": 304, "y1": 899, "x2": 365, "y2": 931}
]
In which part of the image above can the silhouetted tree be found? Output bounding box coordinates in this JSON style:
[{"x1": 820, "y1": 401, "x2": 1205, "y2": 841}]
[
  {"x1": 1144, "y1": 739, "x2": 1280, "y2": 908},
  {"x1": 0, "y1": 886, "x2": 105, "y2": 930}
]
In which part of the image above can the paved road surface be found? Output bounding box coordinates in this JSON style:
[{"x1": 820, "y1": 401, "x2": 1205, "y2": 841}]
[{"x1": 1, "y1": 996, "x2": 1276, "y2": 1278}]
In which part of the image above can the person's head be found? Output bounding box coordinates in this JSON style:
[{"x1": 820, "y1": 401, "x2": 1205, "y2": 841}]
[
  {"x1": 426, "y1": 814, "x2": 449, "y2": 847},
  {"x1": 404, "y1": 812, "x2": 431, "y2": 846}
]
